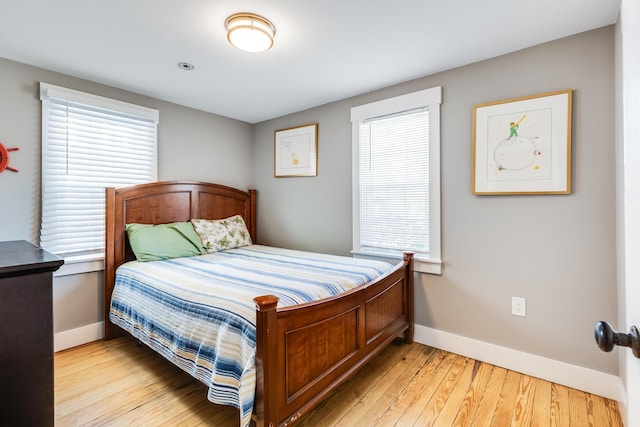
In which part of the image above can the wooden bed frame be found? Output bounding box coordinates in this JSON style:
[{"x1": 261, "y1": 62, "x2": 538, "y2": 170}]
[{"x1": 103, "y1": 181, "x2": 414, "y2": 427}]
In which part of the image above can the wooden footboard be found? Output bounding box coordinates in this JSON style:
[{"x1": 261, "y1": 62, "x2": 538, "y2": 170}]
[{"x1": 254, "y1": 252, "x2": 414, "y2": 427}]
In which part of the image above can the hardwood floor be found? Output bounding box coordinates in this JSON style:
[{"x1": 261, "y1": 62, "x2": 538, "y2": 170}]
[{"x1": 54, "y1": 336, "x2": 622, "y2": 426}]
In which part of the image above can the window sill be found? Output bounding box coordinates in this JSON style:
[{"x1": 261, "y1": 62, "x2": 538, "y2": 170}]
[
  {"x1": 351, "y1": 250, "x2": 442, "y2": 275},
  {"x1": 53, "y1": 253, "x2": 105, "y2": 277}
]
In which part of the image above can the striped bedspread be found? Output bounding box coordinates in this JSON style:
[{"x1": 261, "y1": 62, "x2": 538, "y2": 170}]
[{"x1": 109, "y1": 244, "x2": 394, "y2": 427}]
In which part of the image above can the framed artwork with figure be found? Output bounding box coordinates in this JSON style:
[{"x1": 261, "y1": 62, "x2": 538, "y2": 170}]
[{"x1": 472, "y1": 90, "x2": 572, "y2": 195}]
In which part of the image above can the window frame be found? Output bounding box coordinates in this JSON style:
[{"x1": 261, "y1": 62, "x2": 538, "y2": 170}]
[
  {"x1": 39, "y1": 82, "x2": 158, "y2": 272},
  {"x1": 351, "y1": 86, "x2": 442, "y2": 274}
]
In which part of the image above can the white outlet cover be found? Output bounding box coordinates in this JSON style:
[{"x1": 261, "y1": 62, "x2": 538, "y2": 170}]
[{"x1": 512, "y1": 296, "x2": 526, "y2": 317}]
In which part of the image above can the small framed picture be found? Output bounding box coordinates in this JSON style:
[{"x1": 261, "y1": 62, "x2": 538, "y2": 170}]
[
  {"x1": 274, "y1": 123, "x2": 318, "y2": 177},
  {"x1": 472, "y1": 90, "x2": 572, "y2": 195}
]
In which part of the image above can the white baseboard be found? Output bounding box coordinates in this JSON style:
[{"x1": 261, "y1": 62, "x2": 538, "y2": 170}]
[
  {"x1": 54, "y1": 322, "x2": 104, "y2": 352},
  {"x1": 51, "y1": 322, "x2": 625, "y2": 403},
  {"x1": 414, "y1": 324, "x2": 626, "y2": 402}
]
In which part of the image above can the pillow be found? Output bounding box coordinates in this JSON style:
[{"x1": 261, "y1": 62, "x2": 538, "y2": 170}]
[
  {"x1": 191, "y1": 215, "x2": 253, "y2": 253},
  {"x1": 125, "y1": 222, "x2": 206, "y2": 262}
]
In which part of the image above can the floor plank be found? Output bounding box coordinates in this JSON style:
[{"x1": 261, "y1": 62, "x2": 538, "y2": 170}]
[
  {"x1": 431, "y1": 357, "x2": 476, "y2": 427},
  {"x1": 531, "y1": 376, "x2": 552, "y2": 427},
  {"x1": 490, "y1": 370, "x2": 522, "y2": 427},
  {"x1": 451, "y1": 361, "x2": 493, "y2": 427},
  {"x1": 54, "y1": 336, "x2": 623, "y2": 427},
  {"x1": 510, "y1": 374, "x2": 537, "y2": 426},
  {"x1": 551, "y1": 383, "x2": 571, "y2": 427},
  {"x1": 470, "y1": 366, "x2": 508, "y2": 426},
  {"x1": 374, "y1": 348, "x2": 443, "y2": 426},
  {"x1": 334, "y1": 344, "x2": 430, "y2": 427},
  {"x1": 568, "y1": 387, "x2": 590, "y2": 426},
  {"x1": 411, "y1": 354, "x2": 473, "y2": 426}
]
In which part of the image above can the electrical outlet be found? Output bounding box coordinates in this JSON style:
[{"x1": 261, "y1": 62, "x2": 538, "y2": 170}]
[{"x1": 512, "y1": 297, "x2": 526, "y2": 317}]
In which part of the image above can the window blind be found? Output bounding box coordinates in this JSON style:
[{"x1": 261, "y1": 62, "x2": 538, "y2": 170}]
[
  {"x1": 359, "y1": 108, "x2": 429, "y2": 254},
  {"x1": 40, "y1": 83, "x2": 158, "y2": 256}
]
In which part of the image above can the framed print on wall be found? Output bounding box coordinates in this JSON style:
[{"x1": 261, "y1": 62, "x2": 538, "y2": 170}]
[
  {"x1": 472, "y1": 90, "x2": 572, "y2": 195},
  {"x1": 274, "y1": 123, "x2": 318, "y2": 177}
]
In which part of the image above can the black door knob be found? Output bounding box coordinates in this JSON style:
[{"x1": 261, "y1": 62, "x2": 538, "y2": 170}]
[{"x1": 594, "y1": 321, "x2": 640, "y2": 359}]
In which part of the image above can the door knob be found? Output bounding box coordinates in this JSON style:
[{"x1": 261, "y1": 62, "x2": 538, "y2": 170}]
[{"x1": 594, "y1": 321, "x2": 640, "y2": 359}]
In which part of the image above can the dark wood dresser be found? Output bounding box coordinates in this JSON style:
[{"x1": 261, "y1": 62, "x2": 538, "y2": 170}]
[{"x1": 0, "y1": 240, "x2": 63, "y2": 426}]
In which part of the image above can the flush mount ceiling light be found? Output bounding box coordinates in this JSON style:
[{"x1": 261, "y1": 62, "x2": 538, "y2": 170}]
[{"x1": 225, "y1": 13, "x2": 275, "y2": 53}]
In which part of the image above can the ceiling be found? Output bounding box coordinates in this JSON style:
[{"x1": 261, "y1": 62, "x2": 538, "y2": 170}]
[{"x1": 0, "y1": 1, "x2": 620, "y2": 124}]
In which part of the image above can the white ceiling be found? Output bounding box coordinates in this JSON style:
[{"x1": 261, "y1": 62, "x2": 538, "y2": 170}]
[{"x1": 0, "y1": 0, "x2": 620, "y2": 124}]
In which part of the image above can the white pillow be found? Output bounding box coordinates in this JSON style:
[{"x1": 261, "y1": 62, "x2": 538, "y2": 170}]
[{"x1": 191, "y1": 215, "x2": 252, "y2": 253}]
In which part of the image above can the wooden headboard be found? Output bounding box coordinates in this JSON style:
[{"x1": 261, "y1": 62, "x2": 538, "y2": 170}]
[{"x1": 103, "y1": 181, "x2": 256, "y2": 339}]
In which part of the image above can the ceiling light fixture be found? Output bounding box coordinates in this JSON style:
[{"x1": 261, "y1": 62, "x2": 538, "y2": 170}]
[{"x1": 225, "y1": 13, "x2": 275, "y2": 53}]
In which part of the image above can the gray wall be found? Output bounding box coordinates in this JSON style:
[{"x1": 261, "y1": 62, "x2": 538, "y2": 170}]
[
  {"x1": 254, "y1": 27, "x2": 617, "y2": 374},
  {"x1": 0, "y1": 57, "x2": 254, "y2": 333}
]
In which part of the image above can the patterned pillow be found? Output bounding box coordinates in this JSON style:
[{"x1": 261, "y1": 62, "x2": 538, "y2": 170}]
[{"x1": 191, "y1": 215, "x2": 253, "y2": 253}]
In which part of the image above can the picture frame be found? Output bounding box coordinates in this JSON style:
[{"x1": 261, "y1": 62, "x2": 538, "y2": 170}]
[
  {"x1": 274, "y1": 123, "x2": 318, "y2": 177},
  {"x1": 472, "y1": 90, "x2": 572, "y2": 195}
]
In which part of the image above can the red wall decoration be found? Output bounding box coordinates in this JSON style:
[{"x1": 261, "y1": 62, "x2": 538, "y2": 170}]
[{"x1": 0, "y1": 141, "x2": 19, "y2": 173}]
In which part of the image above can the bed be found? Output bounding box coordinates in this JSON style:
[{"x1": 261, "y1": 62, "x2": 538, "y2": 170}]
[{"x1": 103, "y1": 181, "x2": 414, "y2": 427}]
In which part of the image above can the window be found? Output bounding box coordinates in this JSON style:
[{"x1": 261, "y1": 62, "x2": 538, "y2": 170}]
[
  {"x1": 40, "y1": 83, "x2": 158, "y2": 258},
  {"x1": 351, "y1": 87, "x2": 442, "y2": 274}
]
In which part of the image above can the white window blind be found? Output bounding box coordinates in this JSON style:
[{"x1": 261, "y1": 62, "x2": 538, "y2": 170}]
[
  {"x1": 360, "y1": 109, "x2": 429, "y2": 253},
  {"x1": 40, "y1": 83, "x2": 158, "y2": 257}
]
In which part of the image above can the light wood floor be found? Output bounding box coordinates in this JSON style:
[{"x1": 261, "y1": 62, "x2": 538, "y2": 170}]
[{"x1": 54, "y1": 336, "x2": 622, "y2": 426}]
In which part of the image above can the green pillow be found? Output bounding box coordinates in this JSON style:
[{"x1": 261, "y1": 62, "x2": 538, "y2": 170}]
[{"x1": 125, "y1": 222, "x2": 206, "y2": 262}]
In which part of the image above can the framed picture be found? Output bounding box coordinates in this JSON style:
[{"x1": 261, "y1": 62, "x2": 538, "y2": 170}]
[
  {"x1": 274, "y1": 123, "x2": 318, "y2": 177},
  {"x1": 472, "y1": 90, "x2": 572, "y2": 195}
]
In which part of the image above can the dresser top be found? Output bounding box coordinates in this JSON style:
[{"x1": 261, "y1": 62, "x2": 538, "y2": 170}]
[{"x1": 0, "y1": 240, "x2": 64, "y2": 277}]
